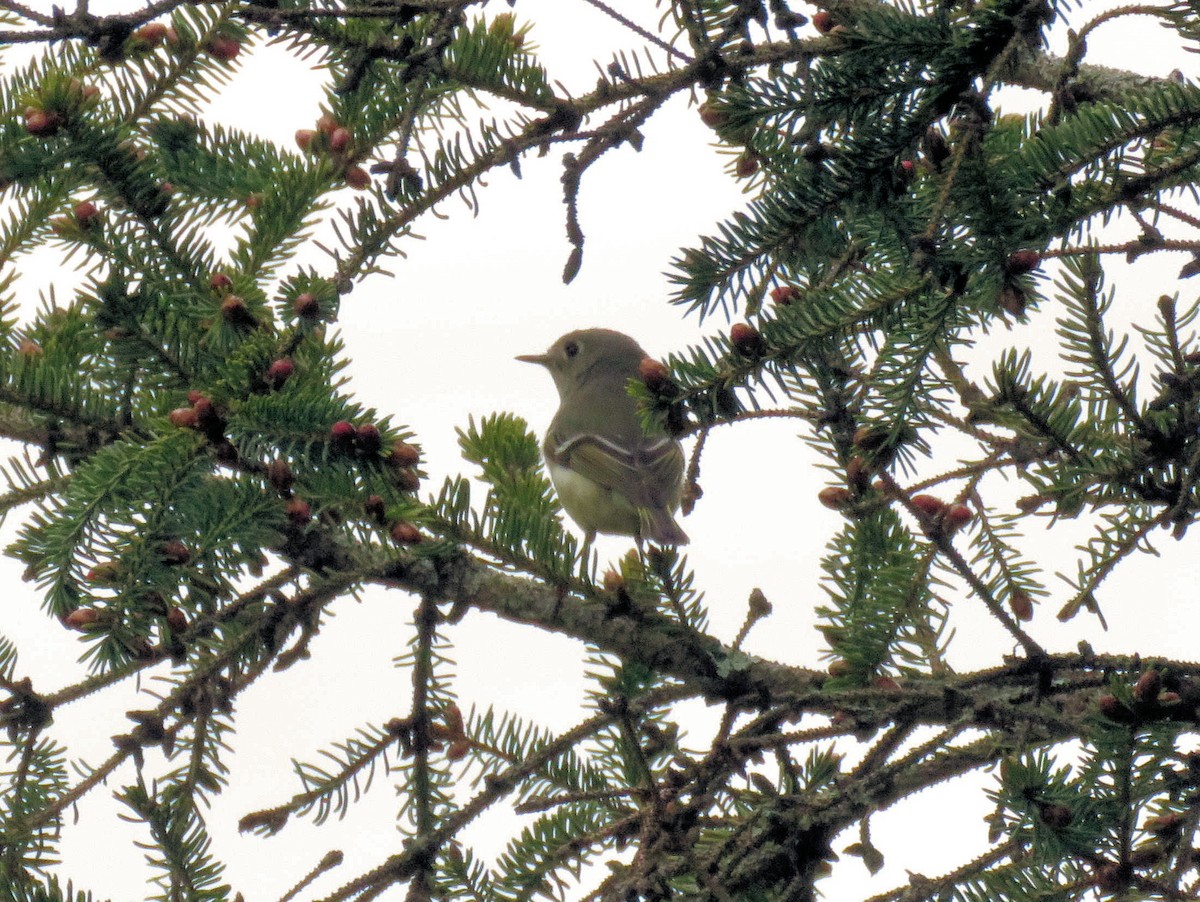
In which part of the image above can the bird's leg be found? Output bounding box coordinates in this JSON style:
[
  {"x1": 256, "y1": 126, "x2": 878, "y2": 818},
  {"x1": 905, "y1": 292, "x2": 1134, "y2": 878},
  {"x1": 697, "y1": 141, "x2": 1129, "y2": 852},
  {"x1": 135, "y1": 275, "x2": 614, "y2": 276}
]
[{"x1": 579, "y1": 529, "x2": 597, "y2": 574}]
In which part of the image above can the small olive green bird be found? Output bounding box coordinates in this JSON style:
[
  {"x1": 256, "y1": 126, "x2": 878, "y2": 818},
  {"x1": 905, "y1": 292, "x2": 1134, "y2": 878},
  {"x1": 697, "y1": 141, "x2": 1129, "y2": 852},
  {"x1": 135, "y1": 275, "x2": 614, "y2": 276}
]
[{"x1": 518, "y1": 328, "x2": 689, "y2": 546}]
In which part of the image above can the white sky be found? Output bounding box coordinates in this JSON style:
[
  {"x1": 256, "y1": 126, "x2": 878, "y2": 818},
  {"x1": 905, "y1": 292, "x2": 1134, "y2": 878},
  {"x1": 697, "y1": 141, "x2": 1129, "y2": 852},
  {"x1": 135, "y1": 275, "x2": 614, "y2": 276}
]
[{"x1": 2, "y1": 1, "x2": 1197, "y2": 900}]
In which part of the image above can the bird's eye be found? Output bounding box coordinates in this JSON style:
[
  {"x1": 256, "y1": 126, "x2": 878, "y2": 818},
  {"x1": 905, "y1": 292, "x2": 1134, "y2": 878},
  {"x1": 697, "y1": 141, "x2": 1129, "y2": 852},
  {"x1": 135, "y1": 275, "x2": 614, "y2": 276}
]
[{"x1": 564, "y1": 341, "x2": 579, "y2": 358}]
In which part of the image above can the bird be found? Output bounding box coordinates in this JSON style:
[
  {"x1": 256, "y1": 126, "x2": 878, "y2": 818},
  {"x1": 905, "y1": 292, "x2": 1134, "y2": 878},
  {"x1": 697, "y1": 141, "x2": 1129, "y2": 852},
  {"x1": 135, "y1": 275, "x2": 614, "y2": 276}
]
[{"x1": 517, "y1": 328, "x2": 689, "y2": 547}]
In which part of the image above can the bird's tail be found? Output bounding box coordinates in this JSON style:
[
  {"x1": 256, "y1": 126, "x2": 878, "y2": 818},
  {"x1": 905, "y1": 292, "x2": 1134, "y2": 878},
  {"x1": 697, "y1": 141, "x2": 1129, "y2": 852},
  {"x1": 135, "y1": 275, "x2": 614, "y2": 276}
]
[{"x1": 639, "y1": 507, "x2": 689, "y2": 545}]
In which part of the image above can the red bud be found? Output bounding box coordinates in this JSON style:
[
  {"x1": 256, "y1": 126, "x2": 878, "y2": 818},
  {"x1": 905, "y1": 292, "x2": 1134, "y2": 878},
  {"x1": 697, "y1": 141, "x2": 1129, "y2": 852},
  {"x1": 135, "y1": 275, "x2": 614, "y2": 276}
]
[
  {"x1": 730, "y1": 322, "x2": 766, "y2": 356},
  {"x1": 328, "y1": 127, "x2": 351, "y2": 154},
  {"x1": 910, "y1": 494, "x2": 944, "y2": 517},
  {"x1": 356, "y1": 423, "x2": 382, "y2": 454},
  {"x1": 73, "y1": 201, "x2": 101, "y2": 228},
  {"x1": 205, "y1": 34, "x2": 241, "y2": 61},
  {"x1": 943, "y1": 503, "x2": 973, "y2": 531},
  {"x1": 293, "y1": 293, "x2": 320, "y2": 319},
  {"x1": 266, "y1": 358, "x2": 294, "y2": 389}
]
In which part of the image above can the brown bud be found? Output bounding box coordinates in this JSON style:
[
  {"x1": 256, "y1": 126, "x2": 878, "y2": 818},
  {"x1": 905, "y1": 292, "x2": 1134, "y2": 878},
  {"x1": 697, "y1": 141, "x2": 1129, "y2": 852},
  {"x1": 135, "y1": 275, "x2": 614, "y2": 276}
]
[
  {"x1": 165, "y1": 607, "x2": 188, "y2": 633},
  {"x1": 446, "y1": 738, "x2": 470, "y2": 761},
  {"x1": 747, "y1": 587, "x2": 771, "y2": 617},
  {"x1": 18, "y1": 339, "x2": 42, "y2": 358},
  {"x1": 316, "y1": 114, "x2": 339, "y2": 135},
  {"x1": 1144, "y1": 812, "x2": 1183, "y2": 835},
  {"x1": 355, "y1": 423, "x2": 382, "y2": 455},
  {"x1": 1039, "y1": 803, "x2": 1073, "y2": 829},
  {"x1": 389, "y1": 441, "x2": 420, "y2": 468},
  {"x1": 205, "y1": 34, "x2": 241, "y2": 61},
  {"x1": 87, "y1": 561, "x2": 123, "y2": 584},
  {"x1": 266, "y1": 459, "x2": 294, "y2": 494},
  {"x1": 872, "y1": 676, "x2": 900, "y2": 691},
  {"x1": 730, "y1": 322, "x2": 766, "y2": 356},
  {"x1": 734, "y1": 153, "x2": 760, "y2": 178},
  {"x1": 168, "y1": 406, "x2": 198, "y2": 429},
  {"x1": 602, "y1": 569, "x2": 624, "y2": 593},
  {"x1": 638, "y1": 357, "x2": 672, "y2": 394},
  {"x1": 812, "y1": 10, "x2": 835, "y2": 33},
  {"x1": 345, "y1": 166, "x2": 371, "y2": 190},
  {"x1": 24, "y1": 109, "x2": 62, "y2": 137},
  {"x1": 1006, "y1": 249, "x2": 1041, "y2": 275},
  {"x1": 364, "y1": 494, "x2": 387, "y2": 524},
  {"x1": 1009, "y1": 589, "x2": 1034, "y2": 622},
  {"x1": 770, "y1": 285, "x2": 798, "y2": 306},
  {"x1": 65, "y1": 608, "x2": 102, "y2": 630},
  {"x1": 220, "y1": 295, "x2": 256, "y2": 328},
  {"x1": 1134, "y1": 669, "x2": 1162, "y2": 704},
  {"x1": 1129, "y1": 845, "x2": 1164, "y2": 869},
  {"x1": 390, "y1": 522, "x2": 422, "y2": 545},
  {"x1": 827, "y1": 658, "x2": 853, "y2": 677},
  {"x1": 134, "y1": 22, "x2": 170, "y2": 45},
  {"x1": 295, "y1": 129, "x2": 317, "y2": 152},
  {"x1": 845, "y1": 456, "x2": 871, "y2": 493},
  {"x1": 1098, "y1": 693, "x2": 1136, "y2": 724},
  {"x1": 210, "y1": 272, "x2": 233, "y2": 293},
  {"x1": 818, "y1": 486, "x2": 854, "y2": 510},
  {"x1": 852, "y1": 425, "x2": 888, "y2": 453},
  {"x1": 1093, "y1": 861, "x2": 1128, "y2": 892},
  {"x1": 444, "y1": 702, "x2": 465, "y2": 738},
  {"x1": 393, "y1": 467, "x2": 420, "y2": 492},
  {"x1": 997, "y1": 285, "x2": 1027, "y2": 316},
  {"x1": 286, "y1": 498, "x2": 312, "y2": 525},
  {"x1": 698, "y1": 102, "x2": 727, "y2": 129},
  {"x1": 192, "y1": 397, "x2": 222, "y2": 432},
  {"x1": 159, "y1": 540, "x2": 190, "y2": 566}
]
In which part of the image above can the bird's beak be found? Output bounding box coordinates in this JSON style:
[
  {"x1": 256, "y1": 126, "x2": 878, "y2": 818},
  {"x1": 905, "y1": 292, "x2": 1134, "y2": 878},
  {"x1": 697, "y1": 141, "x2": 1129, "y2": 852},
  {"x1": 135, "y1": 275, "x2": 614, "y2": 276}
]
[{"x1": 515, "y1": 353, "x2": 549, "y2": 366}]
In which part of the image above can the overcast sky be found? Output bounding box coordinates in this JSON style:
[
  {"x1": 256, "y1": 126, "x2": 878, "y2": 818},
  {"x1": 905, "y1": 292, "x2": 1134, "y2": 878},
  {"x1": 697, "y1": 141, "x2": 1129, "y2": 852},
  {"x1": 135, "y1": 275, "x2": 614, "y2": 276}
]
[{"x1": 3, "y1": 1, "x2": 1197, "y2": 899}]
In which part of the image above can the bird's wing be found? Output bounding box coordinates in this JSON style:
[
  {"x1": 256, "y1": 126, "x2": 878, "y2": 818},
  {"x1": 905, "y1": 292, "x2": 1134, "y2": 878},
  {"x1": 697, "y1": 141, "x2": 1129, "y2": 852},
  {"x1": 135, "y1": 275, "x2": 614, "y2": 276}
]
[{"x1": 547, "y1": 431, "x2": 683, "y2": 508}]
